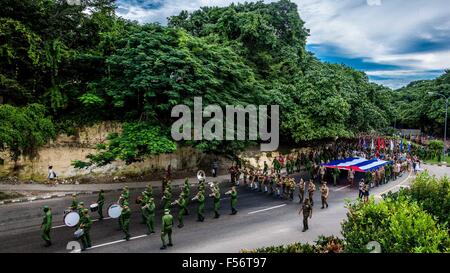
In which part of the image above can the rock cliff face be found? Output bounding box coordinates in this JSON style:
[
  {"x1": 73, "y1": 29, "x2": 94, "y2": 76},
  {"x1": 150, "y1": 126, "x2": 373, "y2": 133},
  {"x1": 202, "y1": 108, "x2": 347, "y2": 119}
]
[{"x1": 0, "y1": 122, "x2": 208, "y2": 182}]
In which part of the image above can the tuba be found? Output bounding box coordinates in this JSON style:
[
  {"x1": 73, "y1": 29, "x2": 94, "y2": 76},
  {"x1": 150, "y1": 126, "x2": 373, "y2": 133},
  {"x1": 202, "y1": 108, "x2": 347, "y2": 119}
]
[{"x1": 197, "y1": 170, "x2": 206, "y2": 182}]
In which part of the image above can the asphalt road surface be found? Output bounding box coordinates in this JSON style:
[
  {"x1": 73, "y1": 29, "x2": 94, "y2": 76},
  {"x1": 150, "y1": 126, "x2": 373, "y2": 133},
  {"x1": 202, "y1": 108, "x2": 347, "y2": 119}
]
[{"x1": 0, "y1": 171, "x2": 416, "y2": 253}]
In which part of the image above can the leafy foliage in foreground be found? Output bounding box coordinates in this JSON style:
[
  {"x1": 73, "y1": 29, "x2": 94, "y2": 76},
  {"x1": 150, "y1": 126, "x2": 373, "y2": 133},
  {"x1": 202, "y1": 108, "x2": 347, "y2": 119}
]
[
  {"x1": 342, "y1": 196, "x2": 450, "y2": 253},
  {"x1": 240, "y1": 236, "x2": 344, "y2": 253},
  {"x1": 406, "y1": 172, "x2": 450, "y2": 229}
]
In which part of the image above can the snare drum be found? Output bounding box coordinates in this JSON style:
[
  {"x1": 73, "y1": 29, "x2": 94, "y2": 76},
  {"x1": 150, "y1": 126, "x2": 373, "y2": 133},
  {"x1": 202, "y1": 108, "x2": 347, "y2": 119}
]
[
  {"x1": 90, "y1": 203, "x2": 99, "y2": 212},
  {"x1": 107, "y1": 203, "x2": 122, "y2": 218},
  {"x1": 64, "y1": 211, "x2": 80, "y2": 227},
  {"x1": 74, "y1": 228, "x2": 84, "y2": 239}
]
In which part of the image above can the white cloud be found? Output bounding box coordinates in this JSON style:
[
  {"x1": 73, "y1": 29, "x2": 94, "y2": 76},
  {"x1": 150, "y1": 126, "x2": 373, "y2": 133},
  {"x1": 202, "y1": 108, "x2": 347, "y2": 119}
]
[{"x1": 116, "y1": 0, "x2": 450, "y2": 88}]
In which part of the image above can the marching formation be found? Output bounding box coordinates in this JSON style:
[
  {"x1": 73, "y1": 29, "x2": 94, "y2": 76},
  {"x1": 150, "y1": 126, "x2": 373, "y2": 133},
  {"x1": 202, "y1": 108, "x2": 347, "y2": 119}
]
[{"x1": 40, "y1": 172, "x2": 238, "y2": 251}]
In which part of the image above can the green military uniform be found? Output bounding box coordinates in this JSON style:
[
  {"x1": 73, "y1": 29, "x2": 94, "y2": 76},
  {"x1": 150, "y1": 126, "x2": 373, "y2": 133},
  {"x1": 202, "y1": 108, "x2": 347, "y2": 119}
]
[
  {"x1": 79, "y1": 209, "x2": 93, "y2": 250},
  {"x1": 160, "y1": 209, "x2": 174, "y2": 250},
  {"x1": 195, "y1": 192, "x2": 205, "y2": 222},
  {"x1": 286, "y1": 160, "x2": 292, "y2": 174},
  {"x1": 41, "y1": 206, "x2": 52, "y2": 247},
  {"x1": 183, "y1": 179, "x2": 191, "y2": 215},
  {"x1": 332, "y1": 168, "x2": 340, "y2": 186},
  {"x1": 70, "y1": 195, "x2": 78, "y2": 211},
  {"x1": 97, "y1": 190, "x2": 105, "y2": 220},
  {"x1": 300, "y1": 199, "x2": 313, "y2": 232},
  {"x1": 212, "y1": 188, "x2": 221, "y2": 218},
  {"x1": 273, "y1": 158, "x2": 281, "y2": 174},
  {"x1": 143, "y1": 198, "x2": 156, "y2": 234},
  {"x1": 120, "y1": 205, "x2": 131, "y2": 240},
  {"x1": 230, "y1": 187, "x2": 237, "y2": 215},
  {"x1": 176, "y1": 196, "x2": 188, "y2": 228},
  {"x1": 162, "y1": 188, "x2": 172, "y2": 210}
]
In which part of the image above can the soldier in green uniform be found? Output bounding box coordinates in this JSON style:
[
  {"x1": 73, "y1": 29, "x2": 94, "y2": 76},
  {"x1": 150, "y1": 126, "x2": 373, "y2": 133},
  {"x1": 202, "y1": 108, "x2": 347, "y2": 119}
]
[
  {"x1": 143, "y1": 197, "x2": 156, "y2": 234},
  {"x1": 77, "y1": 202, "x2": 85, "y2": 225},
  {"x1": 79, "y1": 208, "x2": 93, "y2": 251},
  {"x1": 307, "y1": 180, "x2": 316, "y2": 206},
  {"x1": 160, "y1": 209, "x2": 174, "y2": 250},
  {"x1": 161, "y1": 187, "x2": 172, "y2": 210},
  {"x1": 183, "y1": 179, "x2": 191, "y2": 215},
  {"x1": 120, "y1": 204, "x2": 131, "y2": 241},
  {"x1": 97, "y1": 190, "x2": 105, "y2": 220},
  {"x1": 146, "y1": 184, "x2": 154, "y2": 198},
  {"x1": 70, "y1": 194, "x2": 78, "y2": 211},
  {"x1": 122, "y1": 186, "x2": 130, "y2": 202},
  {"x1": 299, "y1": 198, "x2": 313, "y2": 232},
  {"x1": 226, "y1": 186, "x2": 238, "y2": 215},
  {"x1": 263, "y1": 161, "x2": 269, "y2": 175},
  {"x1": 297, "y1": 178, "x2": 305, "y2": 203},
  {"x1": 209, "y1": 185, "x2": 221, "y2": 218},
  {"x1": 192, "y1": 191, "x2": 205, "y2": 222},
  {"x1": 305, "y1": 160, "x2": 313, "y2": 179},
  {"x1": 40, "y1": 205, "x2": 52, "y2": 247},
  {"x1": 273, "y1": 158, "x2": 281, "y2": 174},
  {"x1": 172, "y1": 193, "x2": 187, "y2": 228},
  {"x1": 332, "y1": 168, "x2": 340, "y2": 186}
]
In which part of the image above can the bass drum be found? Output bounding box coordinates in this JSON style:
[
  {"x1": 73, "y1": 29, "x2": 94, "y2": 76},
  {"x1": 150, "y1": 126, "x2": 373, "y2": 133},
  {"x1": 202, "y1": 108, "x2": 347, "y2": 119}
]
[
  {"x1": 107, "y1": 203, "x2": 123, "y2": 219},
  {"x1": 64, "y1": 211, "x2": 80, "y2": 227}
]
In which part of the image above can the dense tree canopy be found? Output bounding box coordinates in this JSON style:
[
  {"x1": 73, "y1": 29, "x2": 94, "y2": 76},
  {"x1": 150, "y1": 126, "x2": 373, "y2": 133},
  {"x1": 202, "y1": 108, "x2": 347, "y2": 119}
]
[{"x1": 0, "y1": 0, "x2": 446, "y2": 160}]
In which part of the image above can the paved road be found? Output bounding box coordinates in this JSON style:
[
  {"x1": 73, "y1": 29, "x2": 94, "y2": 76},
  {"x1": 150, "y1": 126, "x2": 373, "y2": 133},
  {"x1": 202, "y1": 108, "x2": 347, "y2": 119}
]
[
  {"x1": 422, "y1": 164, "x2": 450, "y2": 178},
  {"x1": 0, "y1": 172, "x2": 414, "y2": 253}
]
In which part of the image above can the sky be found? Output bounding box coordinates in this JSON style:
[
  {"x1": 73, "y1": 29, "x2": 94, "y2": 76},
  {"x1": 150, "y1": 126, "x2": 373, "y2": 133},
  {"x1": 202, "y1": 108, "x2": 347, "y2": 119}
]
[{"x1": 114, "y1": 0, "x2": 450, "y2": 89}]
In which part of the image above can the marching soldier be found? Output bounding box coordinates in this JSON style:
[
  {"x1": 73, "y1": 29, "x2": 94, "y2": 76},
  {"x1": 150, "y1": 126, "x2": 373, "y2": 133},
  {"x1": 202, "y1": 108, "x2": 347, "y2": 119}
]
[
  {"x1": 297, "y1": 178, "x2": 305, "y2": 203},
  {"x1": 332, "y1": 168, "x2": 340, "y2": 186},
  {"x1": 70, "y1": 193, "x2": 78, "y2": 211},
  {"x1": 273, "y1": 157, "x2": 281, "y2": 174},
  {"x1": 299, "y1": 198, "x2": 313, "y2": 232},
  {"x1": 79, "y1": 208, "x2": 93, "y2": 251},
  {"x1": 160, "y1": 209, "x2": 174, "y2": 250},
  {"x1": 161, "y1": 187, "x2": 172, "y2": 210},
  {"x1": 172, "y1": 193, "x2": 187, "y2": 228},
  {"x1": 192, "y1": 191, "x2": 205, "y2": 222},
  {"x1": 121, "y1": 204, "x2": 131, "y2": 241},
  {"x1": 263, "y1": 161, "x2": 269, "y2": 175},
  {"x1": 77, "y1": 202, "x2": 85, "y2": 221},
  {"x1": 320, "y1": 182, "x2": 329, "y2": 209},
  {"x1": 145, "y1": 184, "x2": 154, "y2": 198},
  {"x1": 122, "y1": 186, "x2": 130, "y2": 203},
  {"x1": 308, "y1": 180, "x2": 316, "y2": 206},
  {"x1": 209, "y1": 185, "x2": 221, "y2": 218},
  {"x1": 226, "y1": 186, "x2": 238, "y2": 215},
  {"x1": 97, "y1": 189, "x2": 105, "y2": 220},
  {"x1": 143, "y1": 197, "x2": 156, "y2": 234},
  {"x1": 41, "y1": 205, "x2": 52, "y2": 247}
]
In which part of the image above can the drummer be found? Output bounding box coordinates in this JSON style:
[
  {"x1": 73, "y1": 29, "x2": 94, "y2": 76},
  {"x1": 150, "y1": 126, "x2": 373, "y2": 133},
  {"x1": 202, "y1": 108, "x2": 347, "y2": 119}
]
[
  {"x1": 97, "y1": 190, "x2": 105, "y2": 220},
  {"x1": 79, "y1": 208, "x2": 93, "y2": 251},
  {"x1": 40, "y1": 205, "x2": 52, "y2": 247},
  {"x1": 70, "y1": 193, "x2": 78, "y2": 211}
]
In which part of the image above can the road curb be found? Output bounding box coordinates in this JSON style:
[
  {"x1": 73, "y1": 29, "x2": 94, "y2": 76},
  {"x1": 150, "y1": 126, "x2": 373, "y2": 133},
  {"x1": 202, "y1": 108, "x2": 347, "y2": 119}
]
[{"x1": 0, "y1": 179, "x2": 228, "y2": 206}]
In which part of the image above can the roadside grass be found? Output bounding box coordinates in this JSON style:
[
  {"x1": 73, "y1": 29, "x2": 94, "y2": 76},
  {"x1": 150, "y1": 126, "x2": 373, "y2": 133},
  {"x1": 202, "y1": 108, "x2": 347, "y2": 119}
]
[{"x1": 424, "y1": 156, "x2": 450, "y2": 165}]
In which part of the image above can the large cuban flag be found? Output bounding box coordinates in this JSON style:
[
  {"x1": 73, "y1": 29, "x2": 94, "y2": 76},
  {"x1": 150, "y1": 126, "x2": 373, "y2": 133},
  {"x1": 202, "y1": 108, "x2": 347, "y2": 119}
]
[{"x1": 321, "y1": 157, "x2": 389, "y2": 173}]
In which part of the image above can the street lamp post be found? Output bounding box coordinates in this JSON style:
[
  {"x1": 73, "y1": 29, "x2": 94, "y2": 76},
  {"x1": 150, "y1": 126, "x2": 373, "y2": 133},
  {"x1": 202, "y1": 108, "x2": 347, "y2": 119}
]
[{"x1": 428, "y1": 92, "x2": 449, "y2": 162}]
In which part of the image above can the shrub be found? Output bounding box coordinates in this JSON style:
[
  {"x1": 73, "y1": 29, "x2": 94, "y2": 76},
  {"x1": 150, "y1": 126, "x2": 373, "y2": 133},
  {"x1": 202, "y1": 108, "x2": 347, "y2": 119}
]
[{"x1": 342, "y1": 196, "x2": 450, "y2": 253}]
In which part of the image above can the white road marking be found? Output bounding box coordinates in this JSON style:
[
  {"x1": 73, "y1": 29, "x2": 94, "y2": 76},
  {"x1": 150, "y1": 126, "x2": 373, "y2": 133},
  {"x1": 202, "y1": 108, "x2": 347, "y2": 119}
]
[
  {"x1": 52, "y1": 217, "x2": 112, "y2": 229},
  {"x1": 247, "y1": 204, "x2": 286, "y2": 215},
  {"x1": 334, "y1": 185, "x2": 351, "y2": 192},
  {"x1": 73, "y1": 234, "x2": 149, "y2": 252}
]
